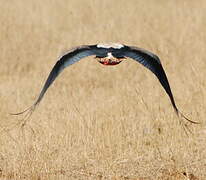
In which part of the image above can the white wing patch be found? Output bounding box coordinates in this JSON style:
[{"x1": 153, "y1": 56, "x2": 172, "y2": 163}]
[{"x1": 97, "y1": 43, "x2": 124, "y2": 49}]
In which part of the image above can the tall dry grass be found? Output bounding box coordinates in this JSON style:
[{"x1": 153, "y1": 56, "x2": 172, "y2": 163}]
[{"x1": 0, "y1": 0, "x2": 206, "y2": 179}]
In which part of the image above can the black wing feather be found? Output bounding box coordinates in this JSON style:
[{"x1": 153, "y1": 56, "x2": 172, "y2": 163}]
[
  {"x1": 12, "y1": 45, "x2": 95, "y2": 115},
  {"x1": 124, "y1": 46, "x2": 197, "y2": 124}
]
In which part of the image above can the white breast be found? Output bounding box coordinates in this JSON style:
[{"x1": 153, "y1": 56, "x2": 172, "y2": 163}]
[{"x1": 107, "y1": 52, "x2": 113, "y2": 58}]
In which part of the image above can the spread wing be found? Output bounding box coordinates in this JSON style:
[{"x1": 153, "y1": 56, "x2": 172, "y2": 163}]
[
  {"x1": 12, "y1": 45, "x2": 95, "y2": 115},
  {"x1": 124, "y1": 46, "x2": 197, "y2": 123}
]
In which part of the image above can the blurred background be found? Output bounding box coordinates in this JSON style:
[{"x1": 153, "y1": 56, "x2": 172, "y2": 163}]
[{"x1": 0, "y1": 0, "x2": 206, "y2": 179}]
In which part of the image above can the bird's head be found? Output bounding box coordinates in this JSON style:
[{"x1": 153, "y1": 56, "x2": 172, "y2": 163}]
[{"x1": 96, "y1": 52, "x2": 125, "y2": 66}]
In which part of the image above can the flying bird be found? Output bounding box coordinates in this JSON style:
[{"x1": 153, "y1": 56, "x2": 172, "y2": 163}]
[{"x1": 12, "y1": 43, "x2": 197, "y2": 124}]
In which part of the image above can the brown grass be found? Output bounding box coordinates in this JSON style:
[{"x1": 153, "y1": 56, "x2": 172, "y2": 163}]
[{"x1": 0, "y1": 0, "x2": 206, "y2": 179}]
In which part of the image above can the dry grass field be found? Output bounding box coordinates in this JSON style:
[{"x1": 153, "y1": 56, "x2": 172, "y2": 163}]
[{"x1": 0, "y1": 0, "x2": 206, "y2": 179}]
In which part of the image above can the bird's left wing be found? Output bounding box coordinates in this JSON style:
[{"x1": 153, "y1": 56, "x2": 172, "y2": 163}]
[
  {"x1": 12, "y1": 45, "x2": 95, "y2": 115},
  {"x1": 123, "y1": 45, "x2": 197, "y2": 124}
]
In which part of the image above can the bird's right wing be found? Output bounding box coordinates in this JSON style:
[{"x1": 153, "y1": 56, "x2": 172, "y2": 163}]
[
  {"x1": 124, "y1": 46, "x2": 198, "y2": 124},
  {"x1": 12, "y1": 45, "x2": 95, "y2": 115}
]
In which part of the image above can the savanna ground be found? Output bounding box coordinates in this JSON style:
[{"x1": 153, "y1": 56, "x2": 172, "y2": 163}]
[{"x1": 0, "y1": 0, "x2": 206, "y2": 179}]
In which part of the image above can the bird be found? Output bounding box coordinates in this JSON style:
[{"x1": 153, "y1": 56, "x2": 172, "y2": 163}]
[{"x1": 12, "y1": 43, "x2": 197, "y2": 124}]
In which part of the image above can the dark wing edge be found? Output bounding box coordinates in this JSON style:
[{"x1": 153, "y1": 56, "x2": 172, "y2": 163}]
[
  {"x1": 124, "y1": 46, "x2": 199, "y2": 124},
  {"x1": 11, "y1": 45, "x2": 95, "y2": 115}
]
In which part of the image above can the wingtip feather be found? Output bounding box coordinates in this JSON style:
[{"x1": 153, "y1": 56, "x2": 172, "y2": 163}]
[
  {"x1": 10, "y1": 105, "x2": 36, "y2": 116},
  {"x1": 175, "y1": 110, "x2": 200, "y2": 124}
]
